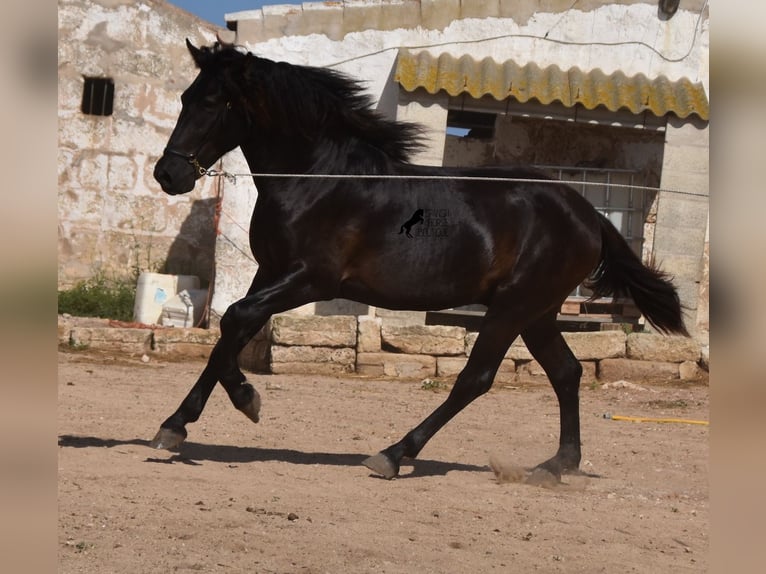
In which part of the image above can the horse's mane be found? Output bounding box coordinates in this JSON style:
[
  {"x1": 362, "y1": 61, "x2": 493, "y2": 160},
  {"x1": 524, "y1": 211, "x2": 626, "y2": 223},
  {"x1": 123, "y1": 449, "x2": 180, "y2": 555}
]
[{"x1": 194, "y1": 43, "x2": 425, "y2": 165}]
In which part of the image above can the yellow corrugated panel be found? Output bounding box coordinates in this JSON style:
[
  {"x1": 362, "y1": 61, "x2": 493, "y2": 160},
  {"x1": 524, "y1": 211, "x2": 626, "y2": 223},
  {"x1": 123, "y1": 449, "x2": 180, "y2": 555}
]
[{"x1": 395, "y1": 49, "x2": 708, "y2": 120}]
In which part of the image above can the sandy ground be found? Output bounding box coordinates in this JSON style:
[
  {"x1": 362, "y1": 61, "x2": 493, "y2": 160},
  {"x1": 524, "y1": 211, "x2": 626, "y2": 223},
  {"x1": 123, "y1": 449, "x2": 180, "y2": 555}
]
[{"x1": 58, "y1": 350, "x2": 708, "y2": 573}]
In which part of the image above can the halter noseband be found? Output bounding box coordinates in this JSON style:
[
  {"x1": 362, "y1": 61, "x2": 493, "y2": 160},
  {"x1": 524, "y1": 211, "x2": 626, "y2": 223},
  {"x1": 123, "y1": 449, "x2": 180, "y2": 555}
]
[{"x1": 163, "y1": 147, "x2": 207, "y2": 176}]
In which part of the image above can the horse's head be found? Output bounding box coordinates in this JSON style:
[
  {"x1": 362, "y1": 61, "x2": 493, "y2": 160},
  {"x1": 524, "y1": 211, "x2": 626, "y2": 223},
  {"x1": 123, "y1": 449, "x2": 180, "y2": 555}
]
[{"x1": 154, "y1": 40, "x2": 251, "y2": 195}]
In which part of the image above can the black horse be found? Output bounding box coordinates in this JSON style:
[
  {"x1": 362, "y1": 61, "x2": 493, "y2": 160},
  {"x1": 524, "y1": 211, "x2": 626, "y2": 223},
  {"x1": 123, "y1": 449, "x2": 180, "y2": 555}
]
[{"x1": 152, "y1": 41, "x2": 687, "y2": 480}]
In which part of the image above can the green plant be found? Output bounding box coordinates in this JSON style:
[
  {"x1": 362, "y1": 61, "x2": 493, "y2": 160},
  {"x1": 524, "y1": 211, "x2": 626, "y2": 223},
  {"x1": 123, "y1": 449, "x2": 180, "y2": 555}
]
[
  {"x1": 57, "y1": 273, "x2": 136, "y2": 321},
  {"x1": 420, "y1": 378, "x2": 448, "y2": 391}
]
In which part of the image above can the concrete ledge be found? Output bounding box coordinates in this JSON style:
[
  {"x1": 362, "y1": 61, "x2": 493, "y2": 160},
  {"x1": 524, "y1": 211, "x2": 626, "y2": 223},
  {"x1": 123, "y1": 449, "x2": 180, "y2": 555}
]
[{"x1": 230, "y1": 0, "x2": 653, "y2": 44}]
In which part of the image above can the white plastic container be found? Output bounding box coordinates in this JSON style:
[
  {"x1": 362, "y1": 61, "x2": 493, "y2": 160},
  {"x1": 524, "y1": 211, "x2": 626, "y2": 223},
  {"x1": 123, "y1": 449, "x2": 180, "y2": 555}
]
[
  {"x1": 133, "y1": 272, "x2": 200, "y2": 325},
  {"x1": 160, "y1": 289, "x2": 209, "y2": 328}
]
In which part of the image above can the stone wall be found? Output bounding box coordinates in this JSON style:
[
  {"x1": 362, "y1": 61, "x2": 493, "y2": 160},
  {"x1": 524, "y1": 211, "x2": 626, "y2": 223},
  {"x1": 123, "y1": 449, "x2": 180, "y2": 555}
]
[
  {"x1": 58, "y1": 0, "x2": 222, "y2": 288},
  {"x1": 59, "y1": 314, "x2": 708, "y2": 384}
]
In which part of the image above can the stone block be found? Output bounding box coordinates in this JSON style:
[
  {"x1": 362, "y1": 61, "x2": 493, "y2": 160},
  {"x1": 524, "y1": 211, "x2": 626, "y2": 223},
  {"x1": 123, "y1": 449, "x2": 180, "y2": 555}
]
[
  {"x1": 239, "y1": 328, "x2": 270, "y2": 373},
  {"x1": 465, "y1": 334, "x2": 533, "y2": 361},
  {"x1": 375, "y1": 308, "x2": 426, "y2": 326},
  {"x1": 436, "y1": 356, "x2": 516, "y2": 384},
  {"x1": 679, "y1": 360, "x2": 704, "y2": 381},
  {"x1": 420, "y1": 0, "x2": 460, "y2": 30},
  {"x1": 381, "y1": 324, "x2": 465, "y2": 356},
  {"x1": 356, "y1": 352, "x2": 436, "y2": 379},
  {"x1": 505, "y1": 338, "x2": 533, "y2": 361},
  {"x1": 152, "y1": 328, "x2": 219, "y2": 359},
  {"x1": 270, "y1": 314, "x2": 357, "y2": 347},
  {"x1": 342, "y1": 0, "x2": 384, "y2": 34},
  {"x1": 626, "y1": 333, "x2": 700, "y2": 363},
  {"x1": 494, "y1": 359, "x2": 517, "y2": 384},
  {"x1": 563, "y1": 331, "x2": 627, "y2": 360},
  {"x1": 460, "y1": 0, "x2": 500, "y2": 19},
  {"x1": 436, "y1": 356, "x2": 467, "y2": 377},
  {"x1": 357, "y1": 316, "x2": 382, "y2": 353},
  {"x1": 517, "y1": 359, "x2": 546, "y2": 378},
  {"x1": 379, "y1": 0, "x2": 421, "y2": 32},
  {"x1": 294, "y1": 2, "x2": 344, "y2": 40},
  {"x1": 261, "y1": 4, "x2": 300, "y2": 41},
  {"x1": 271, "y1": 345, "x2": 356, "y2": 375},
  {"x1": 598, "y1": 358, "x2": 679, "y2": 382},
  {"x1": 70, "y1": 327, "x2": 152, "y2": 354},
  {"x1": 514, "y1": 359, "x2": 597, "y2": 385}
]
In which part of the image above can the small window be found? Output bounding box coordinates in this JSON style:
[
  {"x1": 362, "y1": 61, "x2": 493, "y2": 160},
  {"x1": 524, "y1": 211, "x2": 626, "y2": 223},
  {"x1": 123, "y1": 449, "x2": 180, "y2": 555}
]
[
  {"x1": 81, "y1": 77, "x2": 114, "y2": 116},
  {"x1": 446, "y1": 110, "x2": 496, "y2": 139}
]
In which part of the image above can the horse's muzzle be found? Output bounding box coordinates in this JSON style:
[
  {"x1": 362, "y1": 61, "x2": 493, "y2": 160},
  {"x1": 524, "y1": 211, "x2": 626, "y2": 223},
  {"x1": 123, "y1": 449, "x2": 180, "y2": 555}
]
[{"x1": 153, "y1": 154, "x2": 196, "y2": 195}]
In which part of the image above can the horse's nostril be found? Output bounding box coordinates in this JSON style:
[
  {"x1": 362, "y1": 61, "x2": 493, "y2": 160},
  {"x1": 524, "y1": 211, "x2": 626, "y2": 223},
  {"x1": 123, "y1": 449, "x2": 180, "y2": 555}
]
[{"x1": 154, "y1": 165, "x2": 172, "y2": 188}]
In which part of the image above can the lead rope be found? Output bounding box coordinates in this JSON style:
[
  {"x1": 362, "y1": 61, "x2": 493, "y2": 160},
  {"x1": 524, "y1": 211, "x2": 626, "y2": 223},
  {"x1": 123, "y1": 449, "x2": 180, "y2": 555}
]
[{"x1": 197, "y1": 168, "x2": 707, "y2": 199}]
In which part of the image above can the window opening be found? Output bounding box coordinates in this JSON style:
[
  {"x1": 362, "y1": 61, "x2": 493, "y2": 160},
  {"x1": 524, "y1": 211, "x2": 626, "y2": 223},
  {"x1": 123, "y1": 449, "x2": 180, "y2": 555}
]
[
  {"x1": 81, "y1": 77, "x2": 114, "y2": 116},
  {"x1": 446, "y1": 110, "x2": 495, "y2": 139}
]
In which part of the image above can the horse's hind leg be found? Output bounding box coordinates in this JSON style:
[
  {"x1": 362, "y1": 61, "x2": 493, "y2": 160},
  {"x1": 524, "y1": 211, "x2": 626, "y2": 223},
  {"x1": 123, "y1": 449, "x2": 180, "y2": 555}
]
[
  {"x1": 363, "y1": 307, "x2": 521, "y2": 479},
  {"x1": 521, "y1": 311, "x2": 583, "y2": 478}
]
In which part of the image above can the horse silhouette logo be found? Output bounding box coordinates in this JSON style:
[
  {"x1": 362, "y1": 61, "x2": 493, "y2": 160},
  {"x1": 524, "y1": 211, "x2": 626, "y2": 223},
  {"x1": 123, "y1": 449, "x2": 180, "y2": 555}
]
[{"x1": 398, "y1": 209, "x2": 424, "y2": 238}]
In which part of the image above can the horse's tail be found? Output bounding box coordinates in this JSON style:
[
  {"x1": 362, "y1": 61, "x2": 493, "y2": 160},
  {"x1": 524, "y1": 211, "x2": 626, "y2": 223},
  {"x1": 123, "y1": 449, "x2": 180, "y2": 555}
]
[{"x1": 585, "y1": 212, "x2": 688, "y2": 336}]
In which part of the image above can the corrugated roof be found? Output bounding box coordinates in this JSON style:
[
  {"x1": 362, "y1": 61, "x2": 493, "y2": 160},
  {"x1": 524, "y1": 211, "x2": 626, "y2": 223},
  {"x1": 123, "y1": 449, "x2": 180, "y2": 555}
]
[{"x1": 395, "y1": 49, "x2": 709, "y2": 121}]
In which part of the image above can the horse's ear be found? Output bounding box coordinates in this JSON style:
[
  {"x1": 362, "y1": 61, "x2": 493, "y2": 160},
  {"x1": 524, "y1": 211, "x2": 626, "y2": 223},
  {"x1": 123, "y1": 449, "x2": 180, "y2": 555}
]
[
  {"x1": 215, "y1": 32, "x2": 233, "y2": 48},
  {"x1": 186, "y1": 38, "x2": 204, "y2": 67}
]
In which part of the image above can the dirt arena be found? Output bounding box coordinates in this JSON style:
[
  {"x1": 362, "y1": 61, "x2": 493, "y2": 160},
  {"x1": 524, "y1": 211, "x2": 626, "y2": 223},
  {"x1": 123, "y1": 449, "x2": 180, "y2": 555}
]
[{"x1": 58, "y1": 351, "x2": 708, "y2": 573}]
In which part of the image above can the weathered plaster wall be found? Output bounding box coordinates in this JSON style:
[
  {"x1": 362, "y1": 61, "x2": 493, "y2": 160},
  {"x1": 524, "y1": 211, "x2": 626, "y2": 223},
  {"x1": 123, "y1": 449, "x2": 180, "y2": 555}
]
[{"x1": 58, "y1": 0, "x2": 221, "y2": 288}]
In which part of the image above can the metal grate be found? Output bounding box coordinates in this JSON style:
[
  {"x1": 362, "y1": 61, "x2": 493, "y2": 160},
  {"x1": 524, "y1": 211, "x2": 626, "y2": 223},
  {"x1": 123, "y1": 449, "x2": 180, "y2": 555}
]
[
  {"x1": 534, "y1": 165, "x2": 651, "y2": 298},
  {"x1": 81, "y1": 77, "x2": 114, "y2": 116}
]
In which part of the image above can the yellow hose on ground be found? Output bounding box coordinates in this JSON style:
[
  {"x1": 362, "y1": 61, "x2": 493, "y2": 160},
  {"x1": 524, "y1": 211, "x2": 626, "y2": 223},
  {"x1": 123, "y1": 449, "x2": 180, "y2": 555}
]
[{"x1": 603, "y1": 413, "x2": 709, "y2": 426}]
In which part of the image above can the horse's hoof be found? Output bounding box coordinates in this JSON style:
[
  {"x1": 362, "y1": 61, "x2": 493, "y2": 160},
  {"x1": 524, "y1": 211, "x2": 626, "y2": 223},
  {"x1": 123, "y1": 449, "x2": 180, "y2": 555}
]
[
  {"x1": 362, "y1": 452, "x2": 399, "y2": 479},
  {"x1": 150, "y1": 427, "x2": 187, "y2": 450},
  {"x1": 239, "y1": 388, "x2": 261, "y2": 423},
  {"x1": 525, "y1": 466, "x2": 561, "y2": 488}
]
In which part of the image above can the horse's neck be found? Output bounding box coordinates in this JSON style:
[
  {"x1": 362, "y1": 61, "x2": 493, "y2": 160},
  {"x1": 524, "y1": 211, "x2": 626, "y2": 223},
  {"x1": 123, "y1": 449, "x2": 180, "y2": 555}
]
[
  {"x1": 239, "y1": 140, "x2": 309, "y2": 181},
  {"x1": 240, "y1": 136, "x2": 393, "y2": 188}
]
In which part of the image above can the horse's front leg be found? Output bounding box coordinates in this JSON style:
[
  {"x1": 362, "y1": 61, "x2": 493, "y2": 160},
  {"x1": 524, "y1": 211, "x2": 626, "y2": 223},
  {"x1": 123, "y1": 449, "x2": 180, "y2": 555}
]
[{"x1": 151, "y1": 267, "x2": 319, "y2": 450}]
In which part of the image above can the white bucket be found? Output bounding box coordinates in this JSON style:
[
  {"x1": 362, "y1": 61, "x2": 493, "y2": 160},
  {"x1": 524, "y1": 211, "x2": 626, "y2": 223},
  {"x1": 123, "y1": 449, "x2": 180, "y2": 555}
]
[{"x1": 133, "y1": 272, "x2": 200, "y2": 325}]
